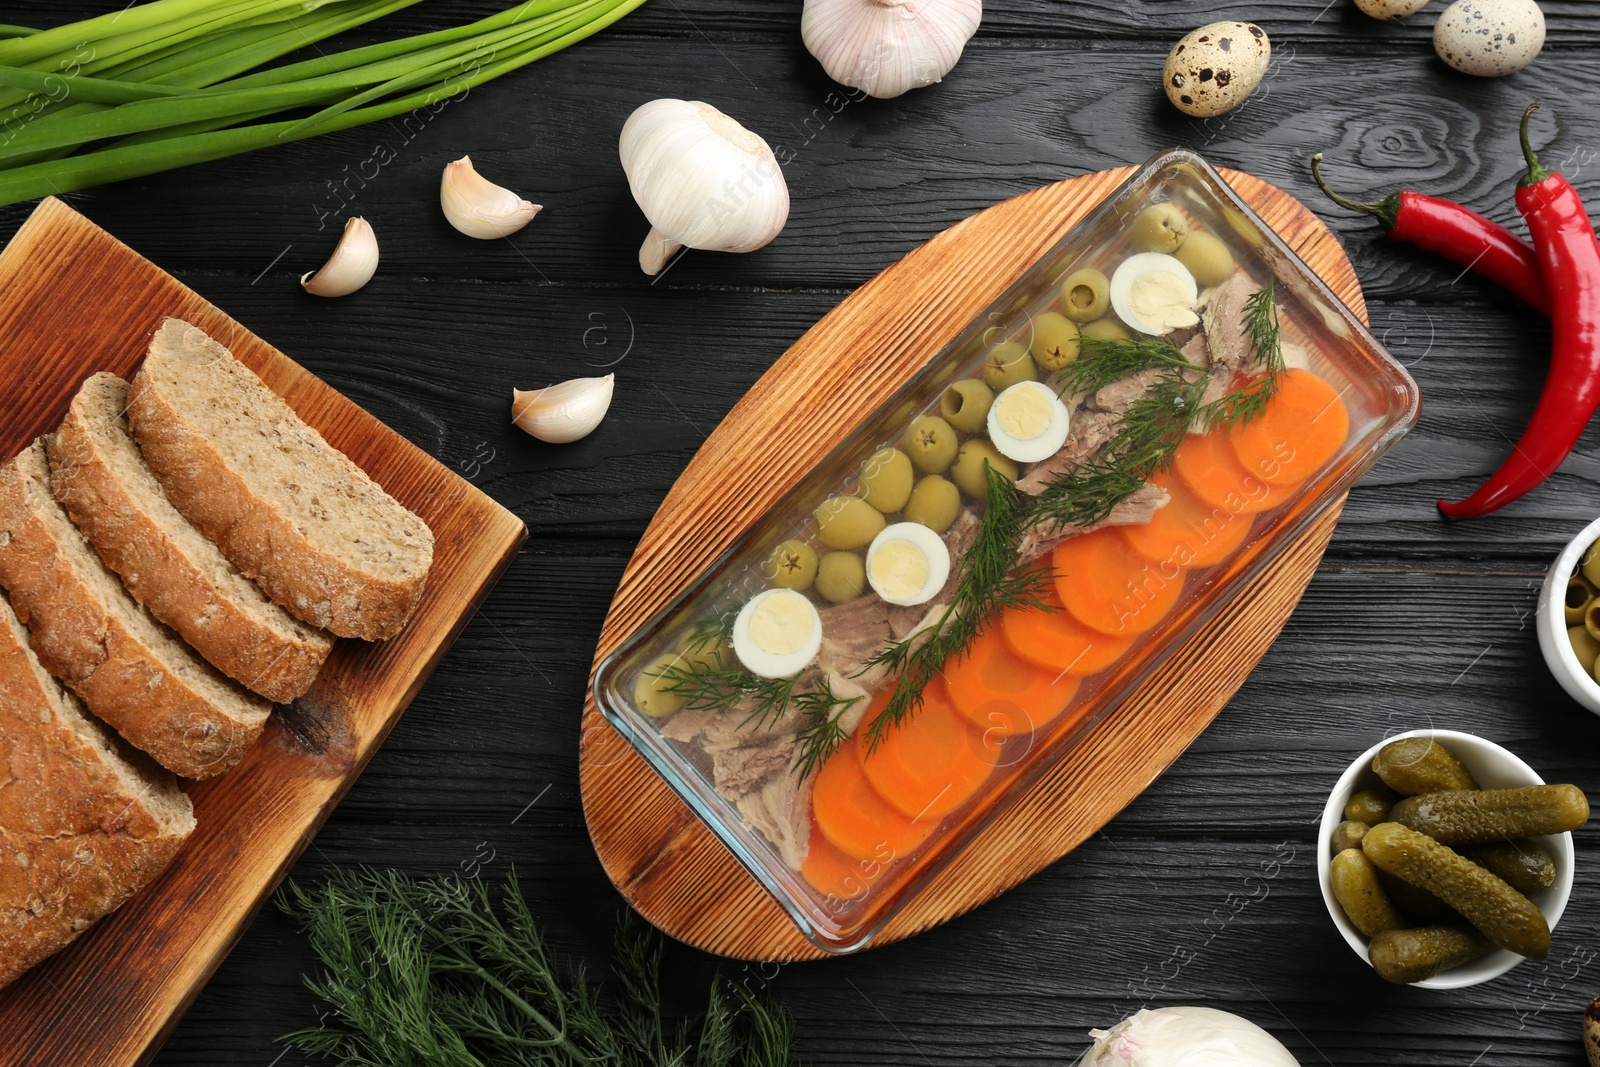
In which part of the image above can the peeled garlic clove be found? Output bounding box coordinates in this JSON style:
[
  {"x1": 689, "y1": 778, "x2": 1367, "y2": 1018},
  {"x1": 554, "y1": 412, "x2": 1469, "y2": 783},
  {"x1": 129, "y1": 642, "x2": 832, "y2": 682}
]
[
  {"x1": 441, "y1": 155, "x2": 541, "y2": 239},
  {"x1": 801, "y1": 0, "x2": 982, "y2": 99},
  {"x1": 619, "y1": 99, "x2": 789, "y2": 275},
  {"x1": 512, "y1": 374, "x2": 614, "y2": 443},
  {"x1": 301, "y1": 216, "x2": 378, "y2": 297}
]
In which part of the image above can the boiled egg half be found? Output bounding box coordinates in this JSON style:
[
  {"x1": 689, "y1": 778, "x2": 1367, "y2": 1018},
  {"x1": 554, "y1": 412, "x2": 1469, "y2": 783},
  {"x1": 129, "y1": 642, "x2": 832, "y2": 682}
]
[
  {"x1": 1109, "y1": 252, "x2": 1199, "y2": 336},
  {"x1": 986, "y1": 380, "x2": 1071, "y2": 464},
  {"x1": 866, "y1": 522, "x2": 951, "y2": 607},
  {"x1": 731, "y1": 588, "x2": 822, "y2": 678}
]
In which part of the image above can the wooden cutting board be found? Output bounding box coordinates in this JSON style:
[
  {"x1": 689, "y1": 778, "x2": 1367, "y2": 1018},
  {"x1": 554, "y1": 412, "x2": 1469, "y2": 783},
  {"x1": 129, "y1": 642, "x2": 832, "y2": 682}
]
[
  {"x1": 580, "y1": 166, "x2": 1364, "y2": 961},
  {"x1": 0, "y1": 198, "x2": 527, "y2": 1065}
]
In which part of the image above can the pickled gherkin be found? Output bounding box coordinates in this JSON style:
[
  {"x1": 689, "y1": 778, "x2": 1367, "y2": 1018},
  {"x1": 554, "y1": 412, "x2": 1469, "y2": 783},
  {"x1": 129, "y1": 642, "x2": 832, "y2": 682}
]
[
  {"x1": 1371, "y1": 736, "x2": 1478, "y2": 795},
  {"x1": 1329, "y1": 820, "x2": 1368, "y2": 854},
  {"x1": 1362, "y1": 822, "x2": 1550, "y2": 960},
  {"x1": 1379, "y1": 871, "x2": 1456, "y2": 923},
  {"x1": 1369, "y1": 925, "x2": 1495, "y2": 985},
  {"x1": 1462, "y1": 840, "x2": 1558, "y2": 897},
  {"x1": 1330, "y1": 848, "x2": 1405, "y2": 937},
  {"x1": 1390, "y1": 785, "x2": 1590, "y2": 846},
  {"x1": 1345, "y1": 787, "x2": 1400, "y2": 825}
]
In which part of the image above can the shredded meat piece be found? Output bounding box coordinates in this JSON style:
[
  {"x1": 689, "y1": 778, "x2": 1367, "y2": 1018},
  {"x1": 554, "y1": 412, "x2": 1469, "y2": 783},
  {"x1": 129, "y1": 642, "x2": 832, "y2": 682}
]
[
  {"x1": 736, "y1": 769, "x2": 814, "y2": 871},
  {"x1": 714, "y1": 733, "x2": 797, "y2": 798},
  {"x1": 1179, "y1": 331, "x2": 1210, "y2": 369},
  {"x1": 822, "y1": 669, "x2": 873, "y2": 735},
  {"x1": 701, "y1": 696, "x2": 796, "y2": 754},
  {"x1": 660, "y1": 704, "x2": 717, "y2": 744},
  {"x1": 1015, "y1": 482, "x2": 1171, "y2": 565},
  {"x1": 1016, "y1": 410, "x2": 1119, "y2": 495},
  {"x1": 1093, "y1": 366, "x2": 1205, "y2": 417},
  {"x1": 1202, "y1": 271, "x2": 1261, "y2": 375},
  {"x1": 817, "y1": 595, "x2": 894, "y2": 689}
]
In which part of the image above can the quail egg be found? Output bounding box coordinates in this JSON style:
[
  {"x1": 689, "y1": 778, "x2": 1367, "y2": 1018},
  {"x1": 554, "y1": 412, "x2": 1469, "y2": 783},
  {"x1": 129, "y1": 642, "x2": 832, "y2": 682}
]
[
  {"x1": 1355, "y1": 0, "x2": 1429, "y2": 17},
  {"x1": 1433, "y1": 0, "x2": 1545, "y2": 77},
  {"x1": 1163, "y1": 21, "x2": 1271, "y2": 118},
  {"x1": 1109, "y1": 253, "x2": 1200, "y2": 336},
  {"x1": 731, "y1": 588, "x2": 822, "y2": 678},
  {"x1": 865, "y1": 522, "x2": 951, "y2": 607},
  {"x1": 986, "y1": 380, "x2": 1071, "y2": 464}
]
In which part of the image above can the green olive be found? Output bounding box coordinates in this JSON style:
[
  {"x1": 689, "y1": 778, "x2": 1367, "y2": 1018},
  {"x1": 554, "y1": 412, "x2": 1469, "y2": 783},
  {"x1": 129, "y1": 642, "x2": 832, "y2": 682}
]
[
  {"x1": 901, "y1": 415, "x2": 959, "y2": 475},
  {"x1": 635, "y1": 653, "x2": 687, "y2": 718},
  {"x1": 1029, "y1": 312, "x2": 1080, "y2": 371},
  {"x1": 677, "y1": 629, "x2": 727, "y2": 671},
  {"x1": 940, "y1": 379, "x2": 994, "y2": 434},
  {"x1": 1079, "y1": 318, "x2": 1131, "y2": 344},
  {"x1": 857, "y1": 447, "x2": 913, "y2": 513},
  {"x1": 1129, "y1": 204, "x2": 1188, "y2": 254},
  {"x1": 816, "y1": 551, "x2": 866, "y2": 604},
  {"x1": 983, "y1": 342, "x2": 1037, "y2": 391},
  {"x1": 950, "y1": 440, "x2": 1018, "y2": 501},
  {"x1": 814, "y1": 495, "x2": 886, "y2": 550},
  {"x1": 763, "y1": 538, "x2": 818, "y2": 591},
  {"x1": 1174, "y1": 230, "x2": 1235, "y2": 288},
  {"x1": 903, "y1": 475, "x2": 961, "y2": 533},
  {"x1": 1059, "y1": 268, "x2": 1111, "y2": 323}
]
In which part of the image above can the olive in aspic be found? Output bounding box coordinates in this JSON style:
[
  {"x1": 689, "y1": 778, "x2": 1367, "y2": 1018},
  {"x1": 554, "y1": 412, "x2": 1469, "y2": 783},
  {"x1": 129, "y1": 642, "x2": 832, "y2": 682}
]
[
  {"x1": 858, "y1": 446, "x2": 913, "y2": 513},
  {"x1": 1128, "y1": 203, "x2": 1188, "y2": 254},
  {"x1": 1059, "y1": 268, "x2": 1111, "y2": 323},
  {"x1": 764, "y1": 538, "x2": 818, "y2": 591},
  {"x1": 940, "y1": 379, "x2": 994, "y2": 434},
  {"x1": 1029, "y1": 312, "x2": 1080, "y2": 371},
  {"x1": 1080, "y1": 318, "x2": 1131, "y2": 344},
  {"x1": 635, "y1": 653, "x2": 687, "y2": 718},
  {"x1": 902, "y1": 415, "x2": 959, "y2": 475},
  {"x1": 983, "y1": 342, "x2": 1037, "y2": 391},
  {"x1": 814, "y1": 495, "x2": 886, "y2": 550},
  {"x1": 1175, "y1": 230, "x2": 1235, "y2": 288},
  {"x1": 950, "y1": 440, "x2": 1018, "y2": 501},
  {"x1": 816, "y1": 550, "x2": 866, "y2": 603},
  {"x1": 904, "y1": 474, "x2": 961, "y2": 533}
]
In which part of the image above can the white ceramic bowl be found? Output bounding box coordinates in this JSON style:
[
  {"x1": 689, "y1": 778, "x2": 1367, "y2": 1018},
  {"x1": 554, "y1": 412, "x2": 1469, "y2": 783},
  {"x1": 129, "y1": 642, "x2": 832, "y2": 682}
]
[
  {"x1": 1318, "y1": 729, "x2": 1575, "y2": 989},
  {"x1": 1538, "y1": 515, "x2": 1600, "y2": 715}
]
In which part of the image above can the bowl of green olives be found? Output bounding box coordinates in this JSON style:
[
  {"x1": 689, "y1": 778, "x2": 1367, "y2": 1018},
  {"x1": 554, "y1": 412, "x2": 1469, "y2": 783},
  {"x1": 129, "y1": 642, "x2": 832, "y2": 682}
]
[
  {"x1": 1318, "y1": 730, "x2": 1576, "y2": 989},
  {"x1": 1538, "y1": 515, "x2": 1600, "y2": 715}
]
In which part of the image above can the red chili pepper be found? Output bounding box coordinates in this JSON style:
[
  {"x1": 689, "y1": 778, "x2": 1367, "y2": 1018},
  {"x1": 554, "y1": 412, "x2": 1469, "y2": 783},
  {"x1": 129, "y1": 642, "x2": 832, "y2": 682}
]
[
  {"x1": 1438, "y1": 104, "x2": 1600, "y2": 519},
  {"x1": 1311, "y1": 152, "x2": 1549, "y2": 315}
]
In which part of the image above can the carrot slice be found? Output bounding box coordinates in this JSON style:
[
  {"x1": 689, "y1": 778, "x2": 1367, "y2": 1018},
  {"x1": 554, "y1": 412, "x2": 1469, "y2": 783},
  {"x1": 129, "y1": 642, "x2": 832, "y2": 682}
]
[
  {"x1": 1229, "y1": 369, "x2": 1350, "y2": 487},
  {"x1": 800, "y1": 824, "x2": 873, "y2": 900},
  {"x1": 1052, "y1": 526, "x2": 1185, "y2": 637},
  {"x1": 859, "y1": 682, "x2": 998, "y2": 820},
  {"x1": 1119, "y1": 469, "x2": 1254, "y2": 569},
  {"x1": 812, "y1": 733, "x2": 934, "y2": 861},
  {"x1": 1000, "y1": 583, "x2": 1135, "y2": 676},
  {"x1": 1172, "y1": 429, "x2": 1292, "y2": 516},
  {"x1": 943, "y1": 624, "x2": 1081, "y2": 736}
]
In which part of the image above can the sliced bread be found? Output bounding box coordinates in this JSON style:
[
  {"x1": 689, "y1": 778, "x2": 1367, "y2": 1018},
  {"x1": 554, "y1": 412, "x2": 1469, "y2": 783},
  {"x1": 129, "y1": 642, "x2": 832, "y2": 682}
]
[
  {"x1": 0, "y1": 593, "x2": 194, "y2": 990},
  {"x1": 127, "y1": 319, "x2": 435, "y2": 640},
  {"x1": 50, "y1": 373, "x2": 333, "y2": 703},
  {"x1": 0, "y1": 440, "x2": 270, "y2": 779}
]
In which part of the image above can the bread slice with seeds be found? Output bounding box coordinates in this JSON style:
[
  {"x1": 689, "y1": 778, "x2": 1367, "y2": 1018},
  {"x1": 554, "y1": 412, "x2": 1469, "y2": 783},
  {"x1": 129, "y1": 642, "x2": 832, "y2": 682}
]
[
  {"x1": 0, "y1": 592, "x2": 194, "y2": 989},
  {"x1": 50, "y1": 373, "x2": 332, "y2": 703},
  {"x1": 127, "y1": 319, "x2": 434, "y2": 641},
  {"x1": 0, "y1": 440, "x2": 270, "y2": 779}
]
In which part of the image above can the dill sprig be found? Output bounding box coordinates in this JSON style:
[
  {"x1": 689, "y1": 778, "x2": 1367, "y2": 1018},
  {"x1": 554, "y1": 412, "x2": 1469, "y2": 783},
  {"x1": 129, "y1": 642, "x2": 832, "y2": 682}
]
[
  {"x1": 791, "y1": 674, "x2": 862, "y2": 780},
  {"x1": 278, "y1": 867, "x2": 794, "y2": 1067},
  {"x1": 1199, "y1": 279, "x2": 1285, "y2": 428},
  {"x1": 1057, "y1": 335, "x2": 1196, "y2": 397}
]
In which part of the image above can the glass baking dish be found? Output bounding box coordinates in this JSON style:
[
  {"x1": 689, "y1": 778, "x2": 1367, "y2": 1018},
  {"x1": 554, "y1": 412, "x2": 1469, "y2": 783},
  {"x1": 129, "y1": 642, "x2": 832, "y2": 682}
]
[{"x1": 592, "y1": 149, "x2": 1420, "y2": 954}]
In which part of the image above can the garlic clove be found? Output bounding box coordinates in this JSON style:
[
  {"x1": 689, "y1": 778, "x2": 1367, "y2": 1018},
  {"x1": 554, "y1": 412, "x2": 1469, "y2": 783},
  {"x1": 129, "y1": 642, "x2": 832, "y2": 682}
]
[
  {"x1": 441, "y1": 155, "x2": 541, "y2": 239},
  {"x1": 301, "y1": 216, "x2": 378, "y2": 297},
  {"x1": 619, "y1": 99, "x2": 789, "y2": 275},
  {"x1": 512, "y1": 374, "x2": 614, "y2": 443},
  {"x1": 801, "y1": 0, "x2": 982, "y2": 99}
]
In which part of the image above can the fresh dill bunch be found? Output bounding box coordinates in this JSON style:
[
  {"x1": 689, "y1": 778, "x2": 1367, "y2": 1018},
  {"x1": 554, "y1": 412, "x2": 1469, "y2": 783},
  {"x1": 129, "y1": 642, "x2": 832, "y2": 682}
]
[
  {"x1": 654, "y1": 655, "x2": 802, "y2": 733},
  {"x1": 1057, "y1": 335, "x2": 1196, "y2": 398},
  {"x1": 278, "y1": 867, "x2": 794, "y2": 1067}
]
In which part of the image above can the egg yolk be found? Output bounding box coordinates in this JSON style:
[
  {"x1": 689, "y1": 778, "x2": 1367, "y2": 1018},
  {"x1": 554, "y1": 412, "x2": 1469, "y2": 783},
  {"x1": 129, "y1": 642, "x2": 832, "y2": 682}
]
[
  {"x1": 995, "y1": 384, "x2": 1053, "y2": 441},
  {"x1": 1129, "y1": 270, "x2": 1199, "y2": 331},
  {"x1": 748, "y1": 591, "x2": 813, "y2": 656},
  {"x1": 870, "y1": 540, "x2": 930, "y2": 602}
]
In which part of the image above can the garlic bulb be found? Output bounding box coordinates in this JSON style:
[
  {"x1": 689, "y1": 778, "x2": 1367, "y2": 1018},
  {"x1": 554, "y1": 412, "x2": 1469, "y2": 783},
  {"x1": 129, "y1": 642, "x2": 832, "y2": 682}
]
[
  {"x1": 301, "y1": 216, "x2": 378, "y2": 297},
  {"x1": 1079, "y1": 1007, "x2": 1300, "y2": 1067},
  {"x1": 441, "y1": 155, "x2": 541, "y2": 239},
  {"x1": 512, "y1": 374, "x2": 614, "y2": 443},
  {"x1": 619, "y1": 99, "x2": 789, "y2": 275},
  {"x1": 801, "y1": 0, "x2": 982, "y2": 99}
]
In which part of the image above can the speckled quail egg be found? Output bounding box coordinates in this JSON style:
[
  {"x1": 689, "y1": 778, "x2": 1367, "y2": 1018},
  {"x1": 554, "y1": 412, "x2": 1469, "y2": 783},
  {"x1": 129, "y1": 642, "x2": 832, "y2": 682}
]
[
  {"x1": 986, "y1": 381, "x2": 1071, "y2": 464},
  {"x1": 1433, "y1": 0, "x2": 1545, "y2": 77},
  {"x1": 1109, "y1": 253, "x2": 1200, "y2": 336},
  {"x1": 865, "y1": 522, "x2": 951, "y2": 607},
  {"x1": 1163, "y1": 21, "x2": 1271, "y2": 118},
  {"x1": 1355, "y1": 0, "x2": 1429, "y2": 18},
  {"x1": 731, "y1": 588, "x2": 822, "y2": 678}
]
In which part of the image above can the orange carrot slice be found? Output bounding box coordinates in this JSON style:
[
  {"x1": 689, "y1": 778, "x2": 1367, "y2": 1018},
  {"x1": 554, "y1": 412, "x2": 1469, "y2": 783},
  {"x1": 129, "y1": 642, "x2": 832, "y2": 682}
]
[
  {"x1": 859, "y1": 682, "x2": 998, "y2": 820},
  {"x1": 1229, "y1": 369, "x2": 1350, "y2": 487},
  {"x1": 800, "y1": 824, "x2": 873, "y2": 900},
  {"x1": 812, "y1": 733, "x2": 934, "y2": 861},
  {"x1": 1052, "y1": 527, "x2": 1185, "y2": 637},
  {"x1": 1001, "y1": 583, "x2": 1135, "y2": 676},
  {"x1": 1172, "y1": 429, "x2": 1292, "y2": 516},
  {"x1": 943, "y1": 624, "x2": 1081, "y2": 736},
  {"x1": 1119, "y1": 470, "x2": 1254, "y2": 569}
]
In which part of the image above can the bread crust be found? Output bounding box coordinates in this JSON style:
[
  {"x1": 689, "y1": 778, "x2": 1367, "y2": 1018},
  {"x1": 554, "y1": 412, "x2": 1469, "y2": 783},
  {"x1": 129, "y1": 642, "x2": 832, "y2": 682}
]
[
  {"x1": 50, "y1": 374, "x2": 332, "y2": 702},
  {"x1": 0, "y1": 596, "x2": 193, "y2": 990},
  {"x1": 0, "y1": 442, "x2": 269, "y2": 779},
  {"x1": 127, "y1": 320, "x2": 432, "y2": 641}
]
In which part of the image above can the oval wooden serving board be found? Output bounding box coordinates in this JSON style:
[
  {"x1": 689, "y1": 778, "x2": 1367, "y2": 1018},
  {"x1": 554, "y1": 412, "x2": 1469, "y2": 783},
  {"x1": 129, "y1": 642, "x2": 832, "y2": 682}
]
[{"x1": 580, "y1": 166, "x2": 1364, "y2": 962}]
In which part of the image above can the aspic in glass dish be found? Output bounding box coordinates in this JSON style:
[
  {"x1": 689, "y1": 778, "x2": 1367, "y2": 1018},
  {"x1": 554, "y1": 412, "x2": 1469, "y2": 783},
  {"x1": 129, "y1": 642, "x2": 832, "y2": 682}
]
[{"x1": 592, "y1": 150, "x2": 1421, "y2": 954}]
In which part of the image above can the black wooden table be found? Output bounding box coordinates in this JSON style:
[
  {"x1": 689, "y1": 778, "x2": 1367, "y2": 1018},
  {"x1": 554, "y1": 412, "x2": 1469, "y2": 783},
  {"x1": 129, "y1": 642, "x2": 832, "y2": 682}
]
[{"x1": 6, "y1": 2, "x2": 1600, "y2": 1063}]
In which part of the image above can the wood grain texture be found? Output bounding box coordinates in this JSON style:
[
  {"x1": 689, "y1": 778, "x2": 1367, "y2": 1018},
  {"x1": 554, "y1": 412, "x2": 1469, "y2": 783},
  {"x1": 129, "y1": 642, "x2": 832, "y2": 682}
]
[
  {"x1": 0, "y1": 199, "x2": 527, "y2": 1067},
  {"x1": 579, "y1": 167, "x2": 1368, "y2": 961}
]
